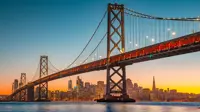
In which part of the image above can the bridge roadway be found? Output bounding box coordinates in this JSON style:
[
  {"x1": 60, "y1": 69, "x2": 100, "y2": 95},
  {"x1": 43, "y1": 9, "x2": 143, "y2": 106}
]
[{"x1": 11, "y1": 32, "x2": 200, "y2": 97}]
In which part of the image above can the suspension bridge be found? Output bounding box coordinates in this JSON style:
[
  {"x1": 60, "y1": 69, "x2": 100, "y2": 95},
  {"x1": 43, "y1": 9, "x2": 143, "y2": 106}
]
[{"x1": 9, "y1": 3, "x2": 200, "y2": 102}]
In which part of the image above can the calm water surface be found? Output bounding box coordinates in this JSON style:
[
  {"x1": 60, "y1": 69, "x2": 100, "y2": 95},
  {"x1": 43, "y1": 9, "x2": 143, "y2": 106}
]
[{"x1": 0, "y1": 102, "x2": 200, "y2": 112}]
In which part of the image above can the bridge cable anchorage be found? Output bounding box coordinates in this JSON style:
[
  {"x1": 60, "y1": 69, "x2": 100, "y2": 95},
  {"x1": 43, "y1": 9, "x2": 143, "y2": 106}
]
[
  {"x1": 64, "y1": 10, "x2": 107, "y2": 69},
  {"x1": 81, "y1": 32, "x2": 107, "y2": 64},
  {"x1": 124, "y1": 8, "x2": 200, "y2": 21}
]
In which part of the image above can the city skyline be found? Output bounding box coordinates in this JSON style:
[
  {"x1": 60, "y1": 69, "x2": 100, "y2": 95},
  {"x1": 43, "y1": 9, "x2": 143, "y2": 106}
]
[
  {"x1": 37, "y1": 76, "x2": 200, "y2": 102},
  {"x1": 56, "y1": 76, "x2": 200, "y2": 95},
  {"x1": 1, "y1": 0, "x2": 200, "y2": 96},
  {"x1": 2, "y1": 75, "x2": 200, "y2": 102}
]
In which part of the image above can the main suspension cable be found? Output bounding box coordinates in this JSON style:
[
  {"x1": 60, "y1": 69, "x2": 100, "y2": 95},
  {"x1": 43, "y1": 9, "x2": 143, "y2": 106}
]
[
  {"x1": 125, "y1": 8, "x2": 200, "y2": 21},
  {"x1": 81, "y1": 32, "x2": 107, "y2": 64},
  {"x1": 64, "y1": 11, "x2": 107, "y2": 69}
]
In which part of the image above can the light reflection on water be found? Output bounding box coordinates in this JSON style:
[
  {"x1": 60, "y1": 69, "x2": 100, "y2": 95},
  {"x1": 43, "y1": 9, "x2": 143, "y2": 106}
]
[{"x1": 0, "y1": 102, "x2": 200, "y2": 112}]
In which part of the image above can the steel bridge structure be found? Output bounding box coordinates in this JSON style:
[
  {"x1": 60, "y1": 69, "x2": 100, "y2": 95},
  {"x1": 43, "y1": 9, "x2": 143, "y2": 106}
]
[{"x1": 9, "y1": 3, "x2": 200, "y2": 102}]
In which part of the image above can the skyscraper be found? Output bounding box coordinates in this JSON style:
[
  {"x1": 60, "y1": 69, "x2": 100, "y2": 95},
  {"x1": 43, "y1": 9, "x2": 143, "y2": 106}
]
[
  {"x1": 68, "y1": 80, "x2": 73, "y2": 91},
  {"x1": 97, "y1": 81, "x2": 104, "y2": 87},
  {"x1": 85, "y1": 82, "x2": 90, "y2": 89},
  {"x1": 12, "y1": 82, "x2": 14, "y2": 93},
  {"x1": 133, "y1": 83, "x2": 139, "y2": 90},
  {"x1": 14, "y1": 79, "x2": 18, "y2": 91},
  {"x1": 126, "y1": 79, "x2": 134, "y2": 98},
  {"x1": 76, "y1": 76, "x2": 83, "y2": 92},
  {"x1": 152, "y1": 76, "x2": 156, "y2": 92}
]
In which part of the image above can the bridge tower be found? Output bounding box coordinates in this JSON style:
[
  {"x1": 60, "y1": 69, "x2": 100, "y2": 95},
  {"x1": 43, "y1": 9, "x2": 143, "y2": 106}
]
[
  {"x1": 19, "y1": 73, "x2": 27, "y2": 101},
  {"x1": 37, "y1": 56, "x2": 49, "y2": 101},
  {"x1": 99, "y1": 3, "x2": 134, "y2": 102}
]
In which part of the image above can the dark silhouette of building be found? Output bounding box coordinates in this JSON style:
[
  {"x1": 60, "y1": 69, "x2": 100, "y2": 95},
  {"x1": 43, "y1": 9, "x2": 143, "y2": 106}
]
[
  {"x1": 152, "y1": 76, "x2": 156, "y2": 92},
  {"x1": 76, "y1": 76, "x2": 84, "y2": 92},
  {"x1": 68, "y1": 80, "x2": 73, "y2": 91},
  {"x1": 14, "y1": 79, "x2": 18, "y2": 91}
]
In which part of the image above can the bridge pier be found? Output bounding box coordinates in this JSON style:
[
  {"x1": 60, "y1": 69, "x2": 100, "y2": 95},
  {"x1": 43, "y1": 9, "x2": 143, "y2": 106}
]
[
  {"x1": 15, "y1": 92, "x2": 20, "y2": 101},
  {"x1": 97, "y1": 3, "x2": 135, "y2": 102},
  {"x1": 19, "y1": 89, "x2": 27, "y2": 101},
  {"x1": 10, "y1": 95, "x2": 16, "y2": 101},
  {"x1": 27, "y1": 86, "x2": 34, "y2": 102},
  {"x1": 99, "y1": 65, "x2": 134, "y2": 102},
  {"x1": 18, "y1": 73, "x2": 27, "y2": 102}
]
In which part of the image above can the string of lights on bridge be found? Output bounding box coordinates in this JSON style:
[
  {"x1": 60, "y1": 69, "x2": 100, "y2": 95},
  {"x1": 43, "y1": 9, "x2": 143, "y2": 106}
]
[{"x1": 124, "y1": 7, "x2": 200, "y2": 52}]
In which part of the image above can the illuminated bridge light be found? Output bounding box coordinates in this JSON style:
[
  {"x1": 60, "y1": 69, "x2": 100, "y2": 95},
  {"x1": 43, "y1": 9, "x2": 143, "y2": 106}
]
[
  {"x1": 149, "y1": 54, "x2": 153, "y2": 58},
  {"x1": 172, "y1": 32, "x2": 176, "y2": 36},
  {"x1": 151, "y1": 38, "x2": 155, "y2": 43}
]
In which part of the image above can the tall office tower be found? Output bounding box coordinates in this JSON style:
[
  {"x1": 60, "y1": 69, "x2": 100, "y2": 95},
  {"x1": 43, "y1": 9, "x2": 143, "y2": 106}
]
[
  {"x1": 133, "y1": 83, "x2": 139, "y2": 90},
  {"x1": 14, "y1": 79, "x2": 18, "y2": 91},
  {"x1": 76, "y1": 76, "x2": 83, "y2": 92},
  {"x1": 85, "y1": 82, "x2": 90, "y2": 89},
  {"x1": 126, "y1": 78, "x2": 133, "y2": 89},
  {"x1": 97, "y1": 81, "x2": 104, "y2": 88},
  {"x1": 152, "y1": 76, "x2": 156, "y2": 92},
  {"x1": 68, "y1": 80, "x2": 73, "y2": 91},
  {"x1": 12, "y1": 82, "x2": 14, "y2": 93}
]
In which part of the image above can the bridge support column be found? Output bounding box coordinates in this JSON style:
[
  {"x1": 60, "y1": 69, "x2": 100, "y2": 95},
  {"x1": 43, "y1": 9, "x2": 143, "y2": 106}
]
[
  {"x1": 19, "y1": 73, "x2": 27, "y2": 101},
  {"x1": 10, "y1": 95, "x2": 16, "y2": 101},
  {"x1": 27, "y1": 86, "x2": 34, "y2": 102},
  {"x1": 97, "y1": 3, "x2": 135, "y2": 102},
  {"x1": 106, "y1": 65, "x2": 130, "y2": 99},
  {"x1": 37, "y1": 56, "x2": 49, "y2": 101},
  {"x1": 19, "y1": 89, "x2": 27, "y2": 101}
]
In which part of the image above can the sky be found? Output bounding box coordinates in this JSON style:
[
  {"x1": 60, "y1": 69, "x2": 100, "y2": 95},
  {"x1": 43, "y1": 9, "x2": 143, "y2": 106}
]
[{"x1": 1, "y1": 0, "x2": 200, "y2": 95}]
